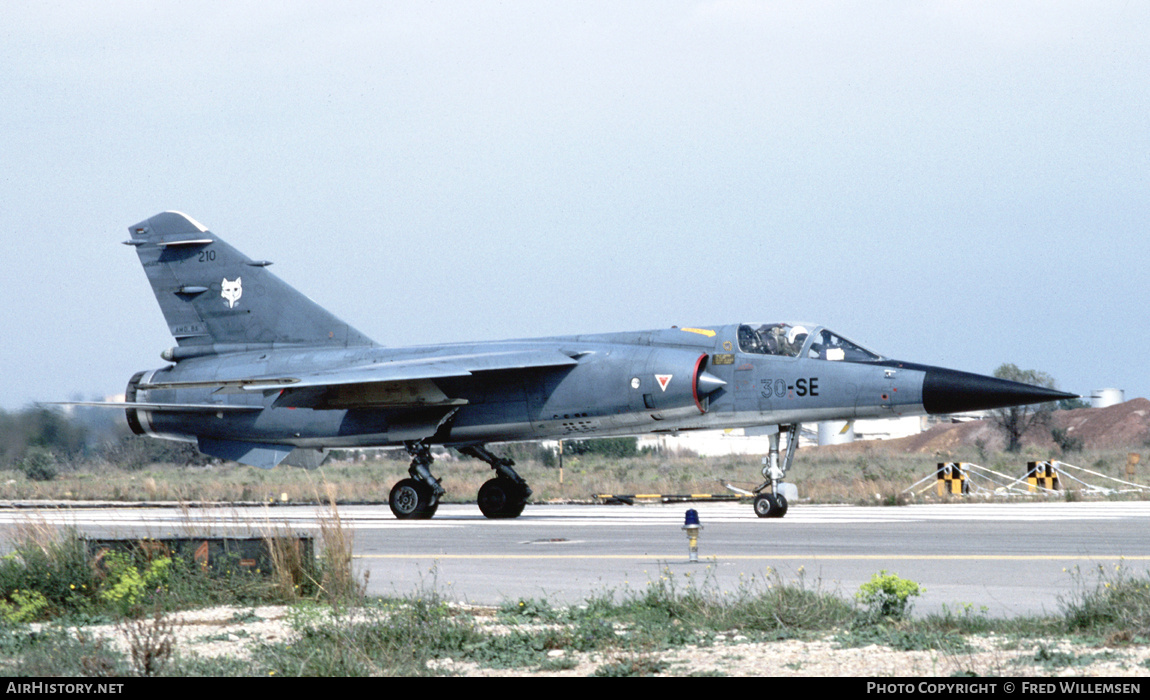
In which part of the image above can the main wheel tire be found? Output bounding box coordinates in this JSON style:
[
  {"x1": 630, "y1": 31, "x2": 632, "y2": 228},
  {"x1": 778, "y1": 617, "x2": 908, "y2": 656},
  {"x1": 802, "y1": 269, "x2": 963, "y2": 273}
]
[
  {"x1": 389, "y1": 478, "x2": 438, "y2": 520},
  {"x1": 477, "y1": 478, "x2": 527, "y2": 519}
]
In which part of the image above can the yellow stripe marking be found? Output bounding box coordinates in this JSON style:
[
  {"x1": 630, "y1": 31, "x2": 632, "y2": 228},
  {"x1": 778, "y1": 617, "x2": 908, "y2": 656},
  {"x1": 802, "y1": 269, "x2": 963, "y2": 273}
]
[{"x1": 680, "y1": 328, "x2": 716, "y2": 337}]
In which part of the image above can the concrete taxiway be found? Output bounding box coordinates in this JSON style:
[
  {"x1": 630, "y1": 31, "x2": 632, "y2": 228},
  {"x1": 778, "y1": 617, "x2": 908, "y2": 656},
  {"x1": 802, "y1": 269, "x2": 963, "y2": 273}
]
[{"x1": 1, "y1": 500, "x2": 1147, "y2": 617}]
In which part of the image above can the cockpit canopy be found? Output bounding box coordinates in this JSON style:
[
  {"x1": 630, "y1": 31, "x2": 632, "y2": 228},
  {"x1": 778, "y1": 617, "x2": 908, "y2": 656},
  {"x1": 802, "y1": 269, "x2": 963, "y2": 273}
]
[{"x1": 737, "y1": 323, "x2": 883, "y2": 362}]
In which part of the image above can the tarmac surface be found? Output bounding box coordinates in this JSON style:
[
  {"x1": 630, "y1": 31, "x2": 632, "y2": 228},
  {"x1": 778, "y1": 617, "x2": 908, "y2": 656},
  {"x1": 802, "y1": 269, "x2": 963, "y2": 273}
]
[{"x1": 2, "y1": 499, "x2": 1149, "y2": 617}]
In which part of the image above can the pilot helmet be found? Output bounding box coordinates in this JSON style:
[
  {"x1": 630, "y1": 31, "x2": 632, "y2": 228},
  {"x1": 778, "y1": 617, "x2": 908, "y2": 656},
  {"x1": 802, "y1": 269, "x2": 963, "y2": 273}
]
[{"x1": 787, "y1": 325, "x2": 809, "y2": 346}]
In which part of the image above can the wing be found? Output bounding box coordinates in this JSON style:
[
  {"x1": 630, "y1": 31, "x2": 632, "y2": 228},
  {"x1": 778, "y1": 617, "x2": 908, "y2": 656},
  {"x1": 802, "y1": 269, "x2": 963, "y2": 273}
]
[{"x1": 137, "y1": 348, "x2": 580, "y2": 409}]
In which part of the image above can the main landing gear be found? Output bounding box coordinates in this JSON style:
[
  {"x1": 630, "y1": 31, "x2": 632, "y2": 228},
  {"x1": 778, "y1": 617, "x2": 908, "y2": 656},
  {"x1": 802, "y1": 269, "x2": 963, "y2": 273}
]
[
  {"x1": 386, "y1": 442, "x2": 533, "y2": 520},
  {"x1": 752, "y1": 423, "x2": 799, "y2": 519},
  {"x1": 460, "y1": 445, "x2": 532, "y2": 519},
  {"x1": 388, "y1": 441, "x2": 444, "y2": 520}
]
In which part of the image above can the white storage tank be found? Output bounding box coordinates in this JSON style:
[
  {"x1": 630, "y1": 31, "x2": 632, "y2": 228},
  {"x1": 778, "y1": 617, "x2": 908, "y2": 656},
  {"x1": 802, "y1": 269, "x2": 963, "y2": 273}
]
[{"x1": 1090, "y1": 388, "x2": 1125, "y2": 408}]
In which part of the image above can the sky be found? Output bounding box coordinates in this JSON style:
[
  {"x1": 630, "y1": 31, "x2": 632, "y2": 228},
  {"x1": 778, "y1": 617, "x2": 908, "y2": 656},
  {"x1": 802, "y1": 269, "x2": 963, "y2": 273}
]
[{"x1": 2, "y1": 1, "x2": 1147, "y2": 409}]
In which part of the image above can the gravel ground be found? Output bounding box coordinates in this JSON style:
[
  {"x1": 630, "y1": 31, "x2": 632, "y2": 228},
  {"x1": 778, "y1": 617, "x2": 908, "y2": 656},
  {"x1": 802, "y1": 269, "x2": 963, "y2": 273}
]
[{"x1": 38, "y1": 604, "x2": 1150, "y2": 677}]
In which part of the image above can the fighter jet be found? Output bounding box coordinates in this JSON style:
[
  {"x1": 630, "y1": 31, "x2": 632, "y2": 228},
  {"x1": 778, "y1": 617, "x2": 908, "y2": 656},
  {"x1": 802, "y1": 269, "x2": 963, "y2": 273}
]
[{"x1": 66, "y1": 211, "x2": 1075, "y2": 520}]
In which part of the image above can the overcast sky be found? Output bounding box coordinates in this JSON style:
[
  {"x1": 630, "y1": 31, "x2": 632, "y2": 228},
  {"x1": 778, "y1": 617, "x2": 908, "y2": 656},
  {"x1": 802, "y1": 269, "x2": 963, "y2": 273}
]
[{"x1": 2, "y1": 1, "x2": 1147, "y2": 409}]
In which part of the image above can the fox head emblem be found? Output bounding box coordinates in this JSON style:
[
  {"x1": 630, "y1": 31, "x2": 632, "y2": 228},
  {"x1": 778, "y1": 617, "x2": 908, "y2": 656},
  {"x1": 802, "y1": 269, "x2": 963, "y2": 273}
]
[{"x1": 221, "y1": 277, "x2": 242, "y2": 308}]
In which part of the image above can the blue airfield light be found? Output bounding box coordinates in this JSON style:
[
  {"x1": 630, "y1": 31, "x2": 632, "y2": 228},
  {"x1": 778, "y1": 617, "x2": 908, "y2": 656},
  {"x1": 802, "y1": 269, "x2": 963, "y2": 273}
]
[{"x1": 682, "y1": 509, "x2": 701, "y2": 562}]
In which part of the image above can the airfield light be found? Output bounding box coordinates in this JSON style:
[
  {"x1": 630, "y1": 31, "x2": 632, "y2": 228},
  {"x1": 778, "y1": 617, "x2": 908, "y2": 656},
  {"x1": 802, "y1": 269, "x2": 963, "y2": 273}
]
[{"x1": 682, "y1": 509, "x2": 702, "y2": 563}]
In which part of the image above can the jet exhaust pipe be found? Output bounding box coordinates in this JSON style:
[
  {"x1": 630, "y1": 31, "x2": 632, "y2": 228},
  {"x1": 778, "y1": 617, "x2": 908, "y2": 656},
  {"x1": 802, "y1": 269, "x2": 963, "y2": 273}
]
[{"x1": 124, "y1": 370, "x2": 148, "y2": 436}]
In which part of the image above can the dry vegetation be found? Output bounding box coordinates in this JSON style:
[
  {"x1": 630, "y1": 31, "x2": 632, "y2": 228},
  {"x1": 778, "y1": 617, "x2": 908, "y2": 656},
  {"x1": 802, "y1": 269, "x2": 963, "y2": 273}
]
[
  {"x1": 0, "y1": 441, "x2": 1146, "y2": 508},
  {"x1": 2, "y1": 399, "x2": 1146, "y2": 507}
]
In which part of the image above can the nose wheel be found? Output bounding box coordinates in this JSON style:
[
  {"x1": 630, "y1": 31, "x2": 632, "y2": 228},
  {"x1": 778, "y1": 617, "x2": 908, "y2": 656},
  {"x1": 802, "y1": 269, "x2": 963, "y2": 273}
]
[
  {"x1": 752, "y1": 423, "x2": 798, "y2": 519},
  {"x1": 753, "y1": 492, "x2": 788, "y2": 518}
]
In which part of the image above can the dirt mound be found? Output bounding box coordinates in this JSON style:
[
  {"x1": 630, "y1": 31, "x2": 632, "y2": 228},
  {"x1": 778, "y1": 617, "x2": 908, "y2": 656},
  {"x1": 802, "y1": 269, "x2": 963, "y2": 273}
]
[
  {"x1": 820, "y1": 399, "x2": 1150, "y2": 455},
  {"x1": 1054, "y1": 398, "x2": 1150, "y2": 449}
]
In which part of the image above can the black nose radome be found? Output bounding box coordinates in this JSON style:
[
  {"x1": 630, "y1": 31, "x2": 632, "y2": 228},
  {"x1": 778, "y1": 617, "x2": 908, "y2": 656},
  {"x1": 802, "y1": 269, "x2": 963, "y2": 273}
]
[{"x1": 919, "y1": 366, "x2": 1077, "y2": 415}]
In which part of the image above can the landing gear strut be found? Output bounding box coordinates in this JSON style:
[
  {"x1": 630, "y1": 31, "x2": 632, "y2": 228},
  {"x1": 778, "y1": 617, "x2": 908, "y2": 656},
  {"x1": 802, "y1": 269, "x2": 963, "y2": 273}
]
[
  {"x1": 753, "y1": 424, "x2": 799, "y2": 519},
  {"x1": 389, "y1": 441, "x2": 444, "y2": 519},
  {"x1": 460, "y1": 445, "x2": 532, "y2": 519}
]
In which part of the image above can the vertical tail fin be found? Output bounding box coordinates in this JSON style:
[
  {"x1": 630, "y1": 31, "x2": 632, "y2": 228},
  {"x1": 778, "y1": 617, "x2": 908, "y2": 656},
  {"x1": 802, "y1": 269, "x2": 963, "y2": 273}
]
[{"x1": 126, "y1": 211, "x2": 374, "y2": 350}]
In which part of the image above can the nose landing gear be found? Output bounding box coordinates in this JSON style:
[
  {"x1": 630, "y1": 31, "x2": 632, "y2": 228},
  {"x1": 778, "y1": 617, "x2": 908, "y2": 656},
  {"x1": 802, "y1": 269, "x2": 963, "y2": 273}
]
[{"x1": 753, "y1": 423, "x2": 798, "y2": 519}]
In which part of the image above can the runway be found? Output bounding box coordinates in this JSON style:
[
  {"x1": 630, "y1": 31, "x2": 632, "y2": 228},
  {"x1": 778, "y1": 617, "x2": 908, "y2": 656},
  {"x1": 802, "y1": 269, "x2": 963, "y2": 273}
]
[{"x1": 2, "y1": 500, "x2": 1148, "y2": 617}]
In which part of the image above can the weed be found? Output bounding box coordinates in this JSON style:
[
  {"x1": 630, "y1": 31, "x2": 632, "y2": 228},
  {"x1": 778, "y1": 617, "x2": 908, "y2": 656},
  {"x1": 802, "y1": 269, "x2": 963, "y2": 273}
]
[
  {"x1": 0, "y1": 526, "x2": 98, "y2": 620},
  {"x1": 836, "y1": 624, "x2": 970, "y2": 654},
  {"x1": 263, "y1": 526, "x2": 314, "y2": 602},
  {"x1": 0, "y1": 590, "x2": 49, "y2": 624},
  {"x1": 536, "y1": 654, "x2": 578, "y2": 672},
  {"x1": 922, "y1": 602, "x2": 994, "y2": 635},
  {"x1": 98, "y1": 552, "x2": 172, "y2": 616},
  {"x1": 1060, "y1": 563, "x2": 1150, "y2": 637},
  {"x1": 229, "y1": 609, "x2": 262, "y2": 624},
  {"x1": 118, "y1": 604, "x2": 175, "y2": 677},
  {"x1": 316, "y1": 485, "x2": 365, "y2": 605},
  {"x1": 161, "y1": 654, "x2": 254, "y2": 677},
  {"x1": 593, "y1": 653, "x2": 669, "y2": 677},
  {"x1": 255, "y1": 595, "x2": 484, "y2": 676},
  {"x1": 1019, "y1": 644, "x2": 1117, "y2": 670},
  {"x1": 500, "y1": 597, "x2": 563, "y2": 622},
  {"x1": 462, "y1": 628, "x2": 566, "y2": 668},
  {"x1": 856, "y1": 570, "x2": 923, "y2": 620},
  {"x1": 5, "y1": 626, "x2": 127, "y2": 677},
  {"x1": 881, "y1": 491, "x2": 908, "y2": 507},
  {"x1": 604, "y1": 566, "x2": 854, "y2": 639}
]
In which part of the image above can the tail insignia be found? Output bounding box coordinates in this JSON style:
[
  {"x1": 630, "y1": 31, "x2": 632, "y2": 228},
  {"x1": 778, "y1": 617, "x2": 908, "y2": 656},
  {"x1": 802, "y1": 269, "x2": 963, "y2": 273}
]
[{"x1": 221, "y1": 277, "x2": 242, "y2": 309}]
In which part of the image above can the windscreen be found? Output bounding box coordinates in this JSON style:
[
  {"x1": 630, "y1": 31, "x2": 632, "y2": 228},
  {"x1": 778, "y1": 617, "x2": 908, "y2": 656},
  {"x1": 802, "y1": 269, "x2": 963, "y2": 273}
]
[{"x1": 737, "y1": 324, "x2": 882, "y2": 361}]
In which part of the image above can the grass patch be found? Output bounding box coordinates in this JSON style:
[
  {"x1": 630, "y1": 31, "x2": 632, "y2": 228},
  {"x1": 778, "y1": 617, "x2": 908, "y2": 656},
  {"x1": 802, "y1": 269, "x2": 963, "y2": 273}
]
[
  {"x1": 248, "y1": 567, "x2": 856, "y2": 676},
  {"x1": 835, "y1": 624, "x2": 971, "y2": 654},
  {"x1": 586, "y1": 566, "x2": 854, "y2": 641},
  {"x1": 1014, "y1": 644, "x2": 1121, "y2": 671},
  {"x1": 3, "y1": 564, "x2": 1150, "y2": 675},
  {"x1": 1, "y1": 625, "x2": 128, "y2": 677},
  {"x1": 255, "y1": 596, "x2": 484, "y2": 676},
  {"x1": 1060, "y1": 562, "x2": 1150, "y2": 639},
  {"x1": 0, "y1": 500, "x2": 366, "y2": 625}
]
